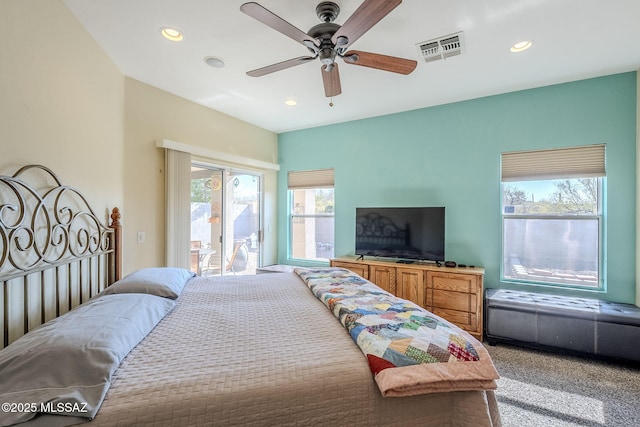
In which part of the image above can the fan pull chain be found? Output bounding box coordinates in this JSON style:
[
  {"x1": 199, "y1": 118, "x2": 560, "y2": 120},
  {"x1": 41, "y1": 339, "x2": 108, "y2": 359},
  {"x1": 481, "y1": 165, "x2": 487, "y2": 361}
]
[{"x1": 329, "y1": 97, "x2": 334, "y2": 107}]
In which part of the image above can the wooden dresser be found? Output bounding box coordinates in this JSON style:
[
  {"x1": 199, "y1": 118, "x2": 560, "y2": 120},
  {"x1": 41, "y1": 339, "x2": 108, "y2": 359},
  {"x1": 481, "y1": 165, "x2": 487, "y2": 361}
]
[{"x1": 330, "y1": 257, "x2": 485, "y2": 341}]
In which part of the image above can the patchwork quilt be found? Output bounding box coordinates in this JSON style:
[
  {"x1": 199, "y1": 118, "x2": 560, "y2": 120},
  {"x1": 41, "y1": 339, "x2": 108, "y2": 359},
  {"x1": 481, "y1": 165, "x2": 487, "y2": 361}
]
[{"x1": 295, "y1": 267, "x2": 500, "y2": 397}]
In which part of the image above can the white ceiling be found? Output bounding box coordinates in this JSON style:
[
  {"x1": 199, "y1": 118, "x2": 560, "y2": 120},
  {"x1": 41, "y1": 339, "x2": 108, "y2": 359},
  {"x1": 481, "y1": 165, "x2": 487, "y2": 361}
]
[{"x1": 62, "y1": 0, "x2": 640, "y2": 134}]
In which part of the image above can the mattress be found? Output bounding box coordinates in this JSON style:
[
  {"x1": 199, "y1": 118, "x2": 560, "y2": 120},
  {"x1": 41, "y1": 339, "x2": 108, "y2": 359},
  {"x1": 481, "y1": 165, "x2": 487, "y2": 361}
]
[{"x1": 88, "y1": 273, "x2": 500, "y2": 426}]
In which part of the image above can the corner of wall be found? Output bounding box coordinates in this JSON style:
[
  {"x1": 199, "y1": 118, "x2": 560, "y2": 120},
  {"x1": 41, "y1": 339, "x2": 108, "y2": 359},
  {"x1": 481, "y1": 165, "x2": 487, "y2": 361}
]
[{"x1": 636, "y1": 69, "x2": 640, "y2": 307}]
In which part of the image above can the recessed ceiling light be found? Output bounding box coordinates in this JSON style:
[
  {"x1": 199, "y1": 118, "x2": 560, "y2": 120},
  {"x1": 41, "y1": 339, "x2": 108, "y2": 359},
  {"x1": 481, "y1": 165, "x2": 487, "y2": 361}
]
[
  {"x1": 204, "y1": 56, "x2": 226, "y2": 68},
  {"x1": 510, "y1": 40, "x2": 532, "y2": 53},
  {"x1": 160, "y1": 27, "x2": 184, "y2": 42},
  {"x1": 285, "y1": 99, "x2": 297, "y2": 106}
]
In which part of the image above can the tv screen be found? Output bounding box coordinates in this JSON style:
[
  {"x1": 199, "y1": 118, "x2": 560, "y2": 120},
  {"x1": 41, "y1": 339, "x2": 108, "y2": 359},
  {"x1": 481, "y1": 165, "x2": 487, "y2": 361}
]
[{"x1": 355, "y1": 207, "x2": 445, "y2": 262}]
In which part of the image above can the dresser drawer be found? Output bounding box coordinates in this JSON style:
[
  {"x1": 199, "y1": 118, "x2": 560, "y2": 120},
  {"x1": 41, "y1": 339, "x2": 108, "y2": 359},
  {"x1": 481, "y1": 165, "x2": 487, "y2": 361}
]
[
  {"x1": 432, "y1": 307, "x2": 478, "y2": 332},
  {"x1": 431, "y1": 289, "x2": 478, "y2": 313},
  {"x1": 429, "y1": 272, "x2": 479, "y2": 294}
]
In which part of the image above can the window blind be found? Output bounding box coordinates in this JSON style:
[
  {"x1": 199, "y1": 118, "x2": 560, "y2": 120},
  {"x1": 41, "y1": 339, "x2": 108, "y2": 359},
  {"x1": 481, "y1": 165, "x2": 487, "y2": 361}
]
[
  {"x1": 501, "y1": 144, "x2": 606, "y2": 182},
  {"x1": 288, "y1": 169, "x2": 334, "y2": 189}
]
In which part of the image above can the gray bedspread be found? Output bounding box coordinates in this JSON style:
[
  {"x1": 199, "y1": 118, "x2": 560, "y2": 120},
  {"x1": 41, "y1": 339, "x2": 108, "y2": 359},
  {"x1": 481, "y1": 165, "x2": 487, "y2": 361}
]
[{"x1": 88, "y1": 273, "x2": 501, "y2": 426}]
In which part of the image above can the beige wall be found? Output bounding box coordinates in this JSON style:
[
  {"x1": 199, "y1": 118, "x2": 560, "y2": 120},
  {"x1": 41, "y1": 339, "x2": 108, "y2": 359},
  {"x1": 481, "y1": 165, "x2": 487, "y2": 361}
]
[
  {"x1": 1, "y1": 0, "x2": 279, "y2": 276},
  {"x1": 123, "y1": 78, "x2": 278, "y2": 273},
  {"x1": 0, "y1": 0, "x2": 124, "y2": 215}
]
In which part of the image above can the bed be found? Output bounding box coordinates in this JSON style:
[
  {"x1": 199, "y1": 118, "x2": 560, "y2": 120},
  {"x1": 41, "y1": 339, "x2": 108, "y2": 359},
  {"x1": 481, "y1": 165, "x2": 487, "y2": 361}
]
[{"x1": 0, "y1": 166, "x2": 501, "y2": 427}]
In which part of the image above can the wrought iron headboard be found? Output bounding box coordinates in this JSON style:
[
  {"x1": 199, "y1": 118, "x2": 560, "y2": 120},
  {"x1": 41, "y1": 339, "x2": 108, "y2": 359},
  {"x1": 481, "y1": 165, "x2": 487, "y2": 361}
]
[{"x1": 0, "y1": 165, "x2": 121, "y2": 348}]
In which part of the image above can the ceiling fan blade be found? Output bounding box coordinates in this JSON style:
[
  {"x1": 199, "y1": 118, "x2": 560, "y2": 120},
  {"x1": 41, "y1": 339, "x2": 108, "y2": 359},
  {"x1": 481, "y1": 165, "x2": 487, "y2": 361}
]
[
  {"x1": 247, "y1": 56, "x2": 316, "y2": 77},
  {"x1": 343, "y1": 50, "x2": 417, "y2": 75},
  {"x1": 331, "y1": 0, "x2": 402, "y2": 49},
  {"x1": 240, "y1": 2, "x2": 315, "y2": 47},
  {"x1": 321, "y1": 64, "x2": 342, "y2": 97}
]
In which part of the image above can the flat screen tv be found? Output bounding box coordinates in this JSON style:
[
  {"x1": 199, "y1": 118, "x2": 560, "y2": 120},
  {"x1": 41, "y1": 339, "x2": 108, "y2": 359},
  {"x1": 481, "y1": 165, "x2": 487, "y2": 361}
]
[{"x1": 355, "y1": 207, "x2": 445, "y2": 263}]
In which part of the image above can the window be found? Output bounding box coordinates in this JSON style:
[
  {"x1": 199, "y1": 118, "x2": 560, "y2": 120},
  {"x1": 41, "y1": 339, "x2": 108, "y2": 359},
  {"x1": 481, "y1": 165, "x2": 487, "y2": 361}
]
[
  {"x1": 288, "y1": 169, "x2": 334, "y2": 262},
  {"x1": 501, "y1": 145, "x2": 605, "y2": 289}
]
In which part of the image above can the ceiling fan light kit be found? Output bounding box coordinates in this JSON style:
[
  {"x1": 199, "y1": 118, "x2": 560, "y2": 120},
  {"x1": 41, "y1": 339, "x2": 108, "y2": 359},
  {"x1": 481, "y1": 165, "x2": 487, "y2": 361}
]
[{"x1": 240, "y1": 0, "x2": 417, "y2": 99}]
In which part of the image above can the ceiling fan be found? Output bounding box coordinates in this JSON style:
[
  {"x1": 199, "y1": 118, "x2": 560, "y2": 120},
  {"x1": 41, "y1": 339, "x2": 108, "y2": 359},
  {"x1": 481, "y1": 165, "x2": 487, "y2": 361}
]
[{"x1": 240, "y1": 0, "x2": 417, "y2": 98}]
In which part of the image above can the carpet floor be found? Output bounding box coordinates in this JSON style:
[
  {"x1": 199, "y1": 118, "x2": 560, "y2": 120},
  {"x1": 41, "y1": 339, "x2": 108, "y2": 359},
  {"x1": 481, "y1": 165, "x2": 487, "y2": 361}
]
[{"x1": 486, "y1": 343, "x2": 640, "y2": 426}]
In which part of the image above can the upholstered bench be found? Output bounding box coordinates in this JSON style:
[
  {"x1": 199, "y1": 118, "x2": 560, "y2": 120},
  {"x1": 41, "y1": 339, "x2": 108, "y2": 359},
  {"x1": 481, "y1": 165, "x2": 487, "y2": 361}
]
[{"x1": 485, "y1": 289, "x2": 640, "y2": 363}]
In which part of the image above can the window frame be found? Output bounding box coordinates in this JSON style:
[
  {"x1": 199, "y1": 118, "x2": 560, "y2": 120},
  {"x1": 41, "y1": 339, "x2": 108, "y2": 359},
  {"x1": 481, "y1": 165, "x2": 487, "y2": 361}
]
[
  {"x1": 287, "y1": 169, "x2": 335, "y2": 264},
  {"x1": 500, "y1": 177, "x2": 605, "y2": 290},
  {"x1": 499, "y1": 144, "x2": 606, "y2": 291}
]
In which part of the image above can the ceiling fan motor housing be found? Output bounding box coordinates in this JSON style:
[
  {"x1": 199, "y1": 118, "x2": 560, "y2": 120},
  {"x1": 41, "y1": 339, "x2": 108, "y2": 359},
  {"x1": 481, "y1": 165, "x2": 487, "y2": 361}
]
[{"x1": 307, "y1": 22, "x2": 340, "y2": 65}]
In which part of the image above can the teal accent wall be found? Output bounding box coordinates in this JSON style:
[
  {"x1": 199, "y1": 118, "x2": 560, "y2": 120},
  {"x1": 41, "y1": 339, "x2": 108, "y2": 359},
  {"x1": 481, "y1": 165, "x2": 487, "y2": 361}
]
[{"x1": 278, "y1": 72, "x2": 637, "y2": 304}]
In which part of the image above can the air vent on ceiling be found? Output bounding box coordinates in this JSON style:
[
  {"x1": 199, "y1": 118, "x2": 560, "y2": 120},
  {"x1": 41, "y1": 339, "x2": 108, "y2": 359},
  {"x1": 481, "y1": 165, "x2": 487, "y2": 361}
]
[{"x1": 416, "y1": 32, "x2": 464, "y2": 63}]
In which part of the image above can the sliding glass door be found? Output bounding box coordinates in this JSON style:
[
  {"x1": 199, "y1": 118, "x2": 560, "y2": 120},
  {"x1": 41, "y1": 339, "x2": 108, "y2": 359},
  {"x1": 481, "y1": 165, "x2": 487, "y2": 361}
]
[
  {"x1": 224, "y1": 171, "x2": 262, "y2": 275},
  {"x1": 190, "y1": 164, "x2": 261, "y2": 275}
]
